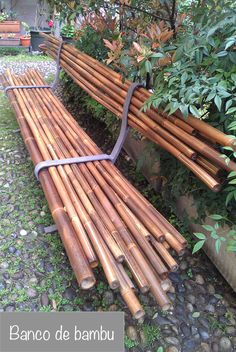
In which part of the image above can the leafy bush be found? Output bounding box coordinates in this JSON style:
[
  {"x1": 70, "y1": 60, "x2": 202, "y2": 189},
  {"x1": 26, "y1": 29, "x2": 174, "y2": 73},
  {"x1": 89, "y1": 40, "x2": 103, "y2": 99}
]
[
  {"x1": 60, "y1": 24, "x2": 75, "y2": 38},
  {"x1": 147, "y1": 3, "x2": 236, "y2": 126}
]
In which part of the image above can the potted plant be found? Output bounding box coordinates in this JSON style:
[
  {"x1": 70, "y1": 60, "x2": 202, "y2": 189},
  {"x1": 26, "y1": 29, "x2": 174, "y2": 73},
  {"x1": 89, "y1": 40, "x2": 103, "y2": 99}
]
[
  {"x1": 20, "y1": 22, "x2": 31, "y2": 47},
  {"x1": 30, "y1": 0, "x2": 51, "y2": 51},
  {"x1": 0, "y1": 11, "x2": 20, "y2": 32},
  {"x1": 60, "y1": 24, "x2": 75, "y2": 44}
]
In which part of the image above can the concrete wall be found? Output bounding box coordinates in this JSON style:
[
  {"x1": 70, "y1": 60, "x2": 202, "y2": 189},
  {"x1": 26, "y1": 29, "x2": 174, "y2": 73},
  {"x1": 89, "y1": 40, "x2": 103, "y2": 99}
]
[{"x1": 4, "y1": 0, "x2": 49, "y2": 30}]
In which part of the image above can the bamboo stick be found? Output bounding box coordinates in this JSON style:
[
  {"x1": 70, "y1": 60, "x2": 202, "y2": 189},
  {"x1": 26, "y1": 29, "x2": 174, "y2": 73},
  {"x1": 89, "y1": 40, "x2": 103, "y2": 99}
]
[
  {"x1": 44, "y1": 34, "x2": 236, "y2": 150},
  {"x1": 1, "y1": 73, "x2": 96, "y2": 291},
  {"x1": 42, "y1": 40, "x2": 223, "y2": 191},
  {"x1": 13, "y1": 72, "x2": 121, "y2": 290},
  {"x1": 27, "y1": 71, "x2": 170, "y2": 283},
  {"x1": 32, "y1": 69, "x2": 187, "y2": 253},
  {"x1": 4, "y1": 69, "x2": 202, "y2": 315},
  {"x1": 22, "y1": 71, "x2": 171, "y2": 308}
]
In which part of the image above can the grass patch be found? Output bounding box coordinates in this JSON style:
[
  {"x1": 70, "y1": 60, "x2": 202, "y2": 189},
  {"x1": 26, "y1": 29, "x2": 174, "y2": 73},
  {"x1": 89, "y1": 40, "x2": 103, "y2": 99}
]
[
  {"x1": 124, "y1": 336, "x2": 139, "y2": 349},
  {"x1": 0, "y1": 53, "x2": 52, "y2": 63},
  {"x1": 142, "y1": 324, "x2": 161, "y2": 347},
  {"x1": 208, "y1": 315, "x2": 227, "y2": 333}
]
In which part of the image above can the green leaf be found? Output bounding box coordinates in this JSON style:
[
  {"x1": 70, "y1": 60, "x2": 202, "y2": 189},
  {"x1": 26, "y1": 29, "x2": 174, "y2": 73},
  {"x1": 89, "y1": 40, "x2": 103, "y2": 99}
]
[
  {"x1": 229, "y1": 52, "x2": 236, "y2": 64},
  {"x1": 211, "y1": 231, "x2": 219, "y2": 239},
  {"x1": 174, "y1": 46, "x2": 183, "y2": 61},
  {"x1": 215, "y1": 238, "x2": 222, "y2": 254},
  {"x1": 225, "y1": 100, "x2": 233, "y2": 111},
  {"x1": 181, "y1": 72, "x2": 188, "y2": 85},
  {"x1": 156, "y1": 347, "x2": 164, "y2": 352},
  {"x1": 192, "y1": 312, "x2": 200, "y2": 318},
  {"x1": 226, "y1": 157, "x2": 230, "y2": 165},
  {"x1": 192, "y1": 240, "x2": 205, "y2": 254},
  {"x1": 190, "y1": 105, "x2": 201, "y2": 117},
  {"x1": 227, "y1": 230, "x2": 236, "y2": 237},
  {"x1": 209, "y1": 214, "x2": 223, "y2": 220},
  {"x1": 217, "y1": 51, "x2": 228, "y2": 57},
  {"x1": 150, "y1": 53, "x2": 164, "y2": 59},
  {"x1": 223, "y1": 146, "x2": 233, "y2": 151},
  {"x1": 145, "y1": 60, "x2": 152, "y2": 73},
  {"x1": 226, "y1": 192, "x2": 234, "y2": 206},
  {"x1": 228, "y1": 171, "x2": 236, "y2": 178},
  {"x1": 231, "y1": 73, "x2": 236, "y2": 83},
  {"x1": 227, "y1": 123, "x2": 236, "y2": 131},
  {"x1": 214, "y1": 95, "x2": 222, "y2": 111},
  {"x1": 225, "y1": 40, "x2": 235, "y2": 50},
  {"x1": 195, "y1": 50, "x2": 203, "y2": 65},
  {"x1": 206, "y1": 91, "x2": 216, "y2": 102},
  {"x1": 227, "y1": 245, "x2": 236, "y2": 252},
  {"x1": 179, "y1": 104, "x2": 189, "y2": 118},
  {"x1": 194, "y1": 232, "x2": 206, "y2": 240},
  {"x1": 226, "y1": 107, "x2": 236, "y2": 115},
  {"x1": 203, "y1": 225, "x2": 214, "y2": 231}
]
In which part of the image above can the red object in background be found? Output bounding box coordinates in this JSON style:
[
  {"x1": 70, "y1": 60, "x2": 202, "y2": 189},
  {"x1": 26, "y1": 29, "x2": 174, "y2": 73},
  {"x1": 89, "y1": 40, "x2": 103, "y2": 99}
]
[
  {"x1": 20, "y1": 36, "x2": 31, "y2": 47},
  {"x1": 48, "y1": 20, "x2": 54, "y2": 28}
]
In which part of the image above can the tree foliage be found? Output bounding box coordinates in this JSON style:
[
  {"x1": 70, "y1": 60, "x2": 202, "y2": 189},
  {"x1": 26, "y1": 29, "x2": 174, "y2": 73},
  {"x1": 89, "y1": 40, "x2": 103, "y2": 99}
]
[{"x1": 47, "y1": 0, "x2": 236, "y2": 255}]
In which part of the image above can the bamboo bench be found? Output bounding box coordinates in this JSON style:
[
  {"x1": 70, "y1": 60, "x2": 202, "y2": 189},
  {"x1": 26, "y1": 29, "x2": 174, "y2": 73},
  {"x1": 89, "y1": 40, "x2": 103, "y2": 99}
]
[
  {"x1": 2, "y1": 69, "x2": 188, "y2": 319},
  {"x1": 42, "y1": 34, "x2": 236, "y2": 194}
]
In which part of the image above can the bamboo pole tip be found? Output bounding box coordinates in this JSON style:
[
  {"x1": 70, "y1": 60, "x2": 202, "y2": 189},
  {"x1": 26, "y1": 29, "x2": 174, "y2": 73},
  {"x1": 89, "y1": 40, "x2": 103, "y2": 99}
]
[
  {"x1": 159, "y1": 235, "x2": 165, "y2": 243},
  {"x1": 212, "y1": 183, "x2": 222, "y2": 193},
  {"x1": 90, "y1": 260, "x2": 99, "y2": 269},
  {"x1": 110, "y1": 280, "x2": 120, "y2": 290},
  {"x1": 170, "y1": 264, "x2": 179, "y2": 272},
  {"x1": 161, "y1": 303, "x2": 172, "y2": 311},
  {"x1": 117, "y1": 254, "x2": 125, "y2": 263},
  {"x1": 140, "y1": 285, "x2": 150, "y2": 294},
  {"x1": 160, "y1": 272, "x2": 169, "y2": 280},
  {"x1": 80, "y1": 277, "x2": 96, "y2": 290},
  {"x1": 161, "y1": 280, "x2": 172, "y2": 292},
  {"x1": 134, "y1": 309, "x2": 145, "y2": 320}
]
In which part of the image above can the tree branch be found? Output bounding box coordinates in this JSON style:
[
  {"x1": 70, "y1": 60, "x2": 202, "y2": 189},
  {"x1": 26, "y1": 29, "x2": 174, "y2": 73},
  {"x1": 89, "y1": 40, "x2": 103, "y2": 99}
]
[{"x1": 113, "y1": 1, "x2": 169, "y2": 22}]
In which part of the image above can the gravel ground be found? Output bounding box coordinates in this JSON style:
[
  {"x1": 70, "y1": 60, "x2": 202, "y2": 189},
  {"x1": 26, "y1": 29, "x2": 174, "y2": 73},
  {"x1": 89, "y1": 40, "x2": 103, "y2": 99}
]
[
  {"x1": 0, "y1": 54, "x2": 56, "y2": 84},
  {"x1": 0, "y1": 55, "x2": 236, "y2": 352}
]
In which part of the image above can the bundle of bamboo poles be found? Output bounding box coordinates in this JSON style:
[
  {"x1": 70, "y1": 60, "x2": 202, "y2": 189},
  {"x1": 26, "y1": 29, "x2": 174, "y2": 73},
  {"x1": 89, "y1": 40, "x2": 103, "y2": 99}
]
[
  {"x1": 42, "y1": 34, "x2": 236, "y2": 193},
  {"x1": 2, "y1": 69, "x2": 188, "y2": 319}
]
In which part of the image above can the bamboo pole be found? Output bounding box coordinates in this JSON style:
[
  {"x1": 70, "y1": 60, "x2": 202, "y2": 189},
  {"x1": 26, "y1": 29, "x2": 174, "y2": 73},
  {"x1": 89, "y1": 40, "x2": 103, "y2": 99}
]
[
  {"x1": 27, "y1": 71, "x2": 171, "y2": 287},
  {"x1": 18, "y1": 70, "x2": 173, "y2": 310},
  {"x1": 4, "y1": 70, "x2": 194, "y2": 313},
  {"x1": 41, "y1": 39, "x2": 224, "y2": 191},
  {"x1": 44, "y1": 34, "x2": 236, "y2": 150},
  {"x1": 1, "y1": 73, "x2": 96, "y2": 291},
  {"x1": 12, "y1": 72, "x2": 121, "y2": 290},
  {"x1": 31, "y1": 69, "x2": 187, "y2": 253}
]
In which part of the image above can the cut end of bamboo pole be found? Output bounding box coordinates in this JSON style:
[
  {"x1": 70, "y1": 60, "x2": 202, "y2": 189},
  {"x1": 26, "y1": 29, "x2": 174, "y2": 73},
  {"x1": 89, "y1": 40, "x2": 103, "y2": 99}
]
[
  {"x1": 80, "y1": 277, "x2": 96, "y2": 290},
  {"x1": 121, "y1": 288, "x2": 145, "y2": 320},
  {"x1": 161, "y1": 302, "x2": 172, "y2": 311}
]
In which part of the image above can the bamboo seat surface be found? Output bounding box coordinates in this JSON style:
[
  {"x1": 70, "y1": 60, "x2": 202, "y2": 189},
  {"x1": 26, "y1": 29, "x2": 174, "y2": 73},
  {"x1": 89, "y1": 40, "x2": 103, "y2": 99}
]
[{"x1": 42, "y1": 34, "x2": 236, "y2": 194}]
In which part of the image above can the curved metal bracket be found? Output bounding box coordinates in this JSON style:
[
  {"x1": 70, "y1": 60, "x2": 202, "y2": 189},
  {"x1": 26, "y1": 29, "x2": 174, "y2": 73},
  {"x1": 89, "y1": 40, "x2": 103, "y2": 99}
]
[{"x1": 34, "y1": 82, "x2": 143, "y2": 180}]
